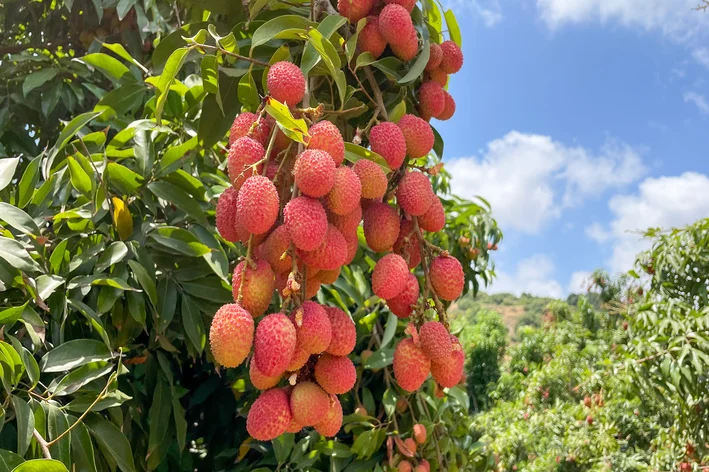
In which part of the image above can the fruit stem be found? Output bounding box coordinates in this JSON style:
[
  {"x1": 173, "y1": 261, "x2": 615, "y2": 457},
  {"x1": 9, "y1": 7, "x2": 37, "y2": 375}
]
[
  {"x1": 237, "y1": 234, "x2": 256, "y2": 304},
  {"x1": 412, "y1": 217, "x2": 447, "y2": 328},
  {"x1": 261, "y1": 124, "x2": 279, "y2": 175},
  {"x1": 363, "y1": 66, "x2": 389, "y2": 121},
  {"x1": 348, "y1": 64, "x2": 378, "y2": 110},
  {"x1": 189, "y1": 42, "x2": 270, "y2": 67}
]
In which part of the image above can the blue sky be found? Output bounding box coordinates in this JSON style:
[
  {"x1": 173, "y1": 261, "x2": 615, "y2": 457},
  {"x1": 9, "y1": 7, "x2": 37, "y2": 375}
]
[{"x1": 434, "y1": 0, "x2": 709, "y2": 297}]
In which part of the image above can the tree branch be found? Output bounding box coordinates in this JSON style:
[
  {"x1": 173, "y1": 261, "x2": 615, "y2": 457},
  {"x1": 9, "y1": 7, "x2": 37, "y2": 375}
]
[
  {"x1": 0, "y1": 41, "x2": 72, "y2": 56},
  {"x1": 364, "y1": 67, "x2": 389, "y2": 121},
  {"x1": 33, "y1": 430, "x2": 52, "y2": 459}
]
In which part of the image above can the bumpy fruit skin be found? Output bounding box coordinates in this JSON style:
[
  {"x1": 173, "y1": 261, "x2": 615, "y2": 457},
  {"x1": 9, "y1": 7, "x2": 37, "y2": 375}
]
[
  {"x1": 418, "y1": 197, "x2": 445, "y2": 232},
  {"x1": 284, "y1": 196, "x2": 328, "y2": 251},
  {"x1": 237, "y1": 176, "x2": 279, "y2": 234},
  {"x1": 209, "y1": 304, "x2": 254, "y2": 368},
  {"x1": 259, "y1": 225, "x2": 292, "y2": 274},
  {"x1": 232, "y1": 259, "x2": 275, "y2": 318},
  {"x1": 430, "y1": 337, "x2": 464, "y2": 387},
  {"x1": 318, "y1": 268, "x2": 341, "y2": 285},
  {"x1": 227, "y1": 137, "x2": 265, "y2": 189},
  {"x1": 314, "y1": 395, "x2": 343, "y2": 437},
  {"x1": 338, "y1": 0, "x2": 375, "y2": 22},
  {"x1": 391, "y1": 27, "x2": 419, "y2": 62},
  {"x1": 426, "y1": 67, "x2": 448, "y2": 87},
  {"x1": 290, "y1": 301, "x2": 332, "y2": 354},
  {"x1": 387, "y1": 272, "x2": 419, "y2": 318},
  {"x1": 329, "y1": 204, "x2": 362, "y2": 238},
  {"x1": 398, "y1": 461, "x2": 413, "y2": 472},
  {"x1": 358, "y1": 17, "x2": 387, "y2": 58},
  {"x1": 393, "y1": 338, "x2": 430, "y2": 392},
  {"x1": 293, "y1": 149, "x2": 336, "y2": 198},
  {"x1": 369, "y1": 122, "x2": 407, "y2": 170},
  {"x1": 353, "y1": 159, "x2": 387, "y2": 199},
  {"x1": 287, "y1": 341, "x2": 310, "y2": 371},
  {"x1": 415, "y1": 460, "x2": 430, "y2": 472},
  {"x1": 397, "y1": 170, "x2": 434, "y2": 216},
  {"x1": 437, "y1": 91, "x2": 455, "y2": 121},
  {"x1": 299, "y1": 224, "x2": 347, "y2": 270},
  {"x1": 307, "y1": 121, "x2": 345, "y2": 166},
  {"x1": 384, "y1": 0, "x2": 415, "y2": 12},
  {"x1": 267, "y1": 61, "x2": 306, "y2": 105},
  {"x1": 413, "y1": 423, "x2": 427, "y2": 444},
  {"x1": 344, "y1": 233, "x2": 359, "y2": 264},
  {"x1": 429, "y1": 255, "x2": 464, "y2": 301},
  {"x1": 439, "y1": 40, "x2": 463, "y2": 74},
  {"x1": 290, "y1": 381, "x2": 330, "y2": 426},
  {"x1": 378, "y1": 4, "x2": 414, "y2": 47},
  {"x1": 250, "y1": 360, "x2": 281, "y2": 390},
  {"x1": 314, "y1": 354, "x2": 356, "y2": 394},
  {"x1": 426, "y1": 43, "x2": 443, "y2": 71},
  {"x1": 372, "y1": 253, "x2": 409, "y2": 300},
  {"x1": 216, "y1": 187, "x2": 240, "y2": 242},
  {"x1": 254, "y1": 313, "x2": 297, "y2": 376},
  {"x1": 397, "y1": 115, "x2": 434, "y2": 158},
  {"x1": 418, "y1": 81, "x2": 445, "y2": 118},
  {"x1": 394, "y1": 219, "x2": 422, "y2": 269},
  {"x1": 419, "y1": 321, "x2": 452, "y2": 361},
  {"x1": 325, "y1": 306, "x2": 357, "y2": 356},
  {"x1": 246, "y1": 388, "x2": 292, "y2": 441},
  {"x1": 229, "y1": 112, "x2": 272, "y2": 147},
  {"x1": 327, "y1": 166, "x2": 362, "y2": 215},
  {"x1": 363, "y1": 202, "x2": 400, "y2": 252}
]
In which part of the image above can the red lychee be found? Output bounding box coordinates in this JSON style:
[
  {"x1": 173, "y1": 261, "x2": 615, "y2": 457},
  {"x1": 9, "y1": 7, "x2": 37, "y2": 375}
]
[
  {"x1": 232, "y1": 259, "x2": 275, "y2": 318},
  {"x1": 307, "y1": 120, "x2": 345, "y2": 166},
  {"x1": 293, "y1": 149, "x2": 336, "y2": 198},
  {"x1": 209, "y1": 304, "x2": 254, "y2": 368},
  {"x1": 372, "y1": 253, "x2": 409, "y2": 300},
  {"x1": 229, "y1": 112, "x2": 272, "y2": 147},
  {"x1": 328, "y1": 204, "x2": 362, "y2": 238},
  {"x1": 419, "y1": 321, "x2": 452, "y2": 361},
  {"x1": 430, "y1": 337, "x2": 464, "y2": 388},
  {"x1": 216, "y1": 187, "x2": 241, "y2": 243},
  {"x1": 326, "y1": 166, "x2": 362, "y2": 216},
  {"x1": 290, "y1": 301, "x2": 332, "y2": 354},
  {"x1": 353, "y1": 159, "x2": 388, "y2": 199},
  {"x1": 338, "y1": 0, "x2": 375, "y2": 22},
  {"x1": 290, "y1": 381, "x2": 330, "y2": 426},
  {"x1": 259, "y1": 225, "x2": 292, "y2": 274},
  {"x1": 325, "y1": 306, "x2": 357, "y2": 356},
  {"x1": 246, "y1": 388, "x2": 292, "y2": 441},
  {"x1": 369, "y1": 121, "x2": 407, "y2": 170},
  {"x1": 394, "y1": 219, "x2": 422, "y2": 269},
  {"x1": 397, "y1": 114, "x2": 434, "y2": 158},
  {"x1": 250, "y1": 360, "x2": 281, "y2": 390},
  {"x1": 393, "y1": 337, "x2": 430, "y2": 392},
  {"x1": 267, "y1": 61, "x2": 306, "y2": 106},
  {"x1": 299, "y1": 224, "x2": 347, "y2": 271},
  {"x1": 387, "y1": 272, "x2": 419, "y2": 318},
  {"x1": 436, "y1": 91, "x2": 455, "y2": 121},
  {"x1": 363, "y1": 202, "x2": 400, "y2": 252},
  {"x1": 358, "y1": 16, "x2": 387, "y2": 58},
  {"x1": 378, "y1": 4, "x2": 414, "y2": 47},
  {"x1": 254, "y1": 313, "x2": 297, "y2": 377},
  {"x1": 418, "y1": 81, "x2": 445, "y2": 118},
  {"x1": 439, "y1": 40, "x2": 463, "y2": 74},
  {"x1": 396, "y1": 170, "x2": 434, "y2": 216},
  {"x1": 429, "y1": 255, "x2": 464, "y2": 301},
  {"x1": 413, "y1": 424, "x2": 427, "y2": 444},
  {"x1": 417, "y1": 197, "x2": 445, "y2": 232},
  {"x1": 391, "y1": 27, "x2": 419, "y2": 62},
  {"x1": 314, "y1": 354, "x2": 356, "y2": 394},
  {"x1": 227, "y1": 136, "x2": 265, "y2": 189},
  {"x1": 314, "y1": 394, "x2": 343, "y2": 437},
  {"x1": 426, "y1": 43, "x2": 443, "y2": 71},
  {"x1": 284, "y1": 196, "x2": 328, "y2": 251},
  {"x1": 236, "y1": 175, "x2": 279, "y2": 235}
]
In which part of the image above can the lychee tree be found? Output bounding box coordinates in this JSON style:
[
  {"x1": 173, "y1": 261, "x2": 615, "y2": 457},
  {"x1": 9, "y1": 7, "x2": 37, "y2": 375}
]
[{"x1": 0, "y1": 0, "x2": 501, "y2": 470}]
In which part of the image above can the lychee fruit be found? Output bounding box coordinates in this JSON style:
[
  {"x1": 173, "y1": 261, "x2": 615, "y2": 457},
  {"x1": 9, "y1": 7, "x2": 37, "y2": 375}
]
[
  {"x1": 293, "y1": 149, "x2": 336, "y2": 198},
  {"x1": 250, "y1": 360, "x2": 281, "y2": 390},
  {"x1": 338, "y1": 0, "x2": 375, "y2": 22},
  {"x1": 417, "y1": 197, "x2": 445, "y2": 232},
  {"x1": 418, "y1": 81, "x2": 445, "y2": 118},
  {"x1": 259, "y1": 225, "x2": 292, "y2": 274},
  {"x1": 236, "y1": 176, "x2": 279, "y2": 234},
  {"x1": 419, "y1": 321, "x2": 452, "y2": 361},
  {"x1": 398, "y1": 461, "x2": 413, "y2": 472},
  {"x1": 227, "y1": 137, "x2": 265, "y2": 189},
  {"x1": 393, "y1": 337, "x2": 430, "y2": 392},
  {"x1": 287, "y1": 341, "x2": 310, "y2": 371},
  {"x1": 397, "y1": 114, "x2": 434, "y2": 158},
  {"x1": 430, "y1": 337, "x2": 464, "y2": 387},
  {"x1": 318, "y1": 268, "x2": 341, "y2": 285},
  {"x1": 358, "y1": 16, "x2": 387, "y2": 58},
  {"x1": 413, "y1": 424, "x2": 426, "y2": 444},
  {"x1": 325, "y1": 306, "x2": 356, "y2": 356},
  {"x1": 387, "y1": 272, "x2": 419, "y2": 318},
  {"x1": 290, "y1": 301, "x2": 332, "y2": 354},
  {"x1": 246, "y1": 388, "x2": 292, "y2": 441},
  {"x1": 372, "y1": 253, "x2": 409, "y2": 299},
  {"x1": 267, "y1": 61, "x2": 306, "y2": 105},
  {"x1": 284, "y1": 196, "x2": 328, "y2": 251},
  {"x1": 383, "y1": 0, "x2": 416, "y2": 13},
  {"x1": 415, "y1": 460, "x2": 430, "y2": 472},
  {"x1": 290, "y1": 381, "x2": 330, "y2": 426},
  {"x1": 232, "y1": 259, "x2": 275, "y2": 318},
  {"x1": 229, "y1": 112, "x2": 272, "y2": 147},
  {"x1": 299, "y1": 224, "x2": 347, "y2": 271},
  {"x1": 363, "y1": 202, "x2": 400, "y2": 252},
  {"x1": 353, "y1": 159, "x2": 387, "y2": 199},
  {"x1": 329, "y1": 204, "x2": 362, "y2": 238},
  {"x1": 307, "y1": 120, "x2": 345, "y2": 166},
  {"x1": 344, "y1": 233, "x2": 359, "y2": 264},
  {"x1": 429, "y1": 255, "x2": 464, "y2": 301},
  {"x1": 216, "y1": 187, "x2": 240, "y2": 243},
  {"x1": 391, "y1": 28, "x2": 419, "y2": 62},
  {"x1": 209, "y1": 304, "x2": 254, "y2": 368},
  {"x1": 314, "y1": 354, "x2": 356, "y2": 394},
  {"x1": 439, "y1": 40, "x2": 463, "y2": 74},
  {"x1": 254, "y1": 313, "x2": 297, "y2": 376},
  {"x1": 314, "y1": 394, "x2": 343, "y2": 437},
  {"x1": 436, "y1": 91, "x2": 455, "y2": 121},
  {"x1": 396, "y1": 170, "x2": 434, "y2": 216},
  {"x1": 378, "y1": 4, "x2": 414, "y2": 47},
  {"x1": 394, "y1": 219, "x2": 422, "y2": 269},
  {"x1": 369, "y1": 121, "x2": 407, "y2": 170},
  {"x1": 426, "y1": 67, "x2": 448, "y2": 87},
  {"x1": 326, "y1": 166, "x2": 362, "y2": 215},
  {"x1": 304, "y1": 279, "x2": 321, "y2": 299},
  {"x1": 426, "y1": 43, "x2": 443, "y2": 71},
  {"x1": 404, "y1": 438, "x2": 417, "y2": 454}
]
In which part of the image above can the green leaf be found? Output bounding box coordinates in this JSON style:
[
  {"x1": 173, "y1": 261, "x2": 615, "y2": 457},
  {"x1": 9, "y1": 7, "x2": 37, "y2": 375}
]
[
  {"x1": 66, "y1": 156, "x2": 93, "y2": 196},
  {"x1": 0, "y1": 450, "x2": 24, "y2": 471},
  {"x1": 155, "y1": 47, "x2": 191, "y2": 123},
  {"x1": 171, "y1": 387, "x2": 187, "y2": 452},
  {"x1": 95, "y1": 83, "x2": 147, "y2": 118},
  {"x1": 42, "y1": 82, "x2": 63, "y2": 118},
  {"x1": 101, "y1": 42, "x2": 148, "y2": 73},
  {"x1": 238, "y1": 72, "x2": 260, "y2": 111},
  {"x1": 148, "y1": 377, "x2": 172, "y2": 459},
  {"x1": 181, "y1": 277, "x2": 231, "y2": 303},
  {"x1": 23, "y1": 69, "x2": 58, "y2": 96},
  {"x1": 80, "y1": 53, "x2": 131, "y2": 81},
  {"x1": 96, "y1": 242, "x2": 129, "y2": 273},
  {"x1": 264, "y1": 97, "x2": 310, "y2": 143},
  {"x1": 36, "y1": 275, "x2": 65, "y2": 300},
  {"x1": 11, "y1": 460, "x2": 68, "y2": 472},
  {"x1": 8, "y1": 337, "x2": 39, "y2": 388},
  {"x1": 66, "y1": 299, "x2": 112, "y2": 349},
  {"x1": 305, "y1": 29, "x2": 342, "y2": 102},
  {"x1": 302, "y1": 15, "x2": 347, "y2": 75},
  {"x1": 0, "y1": 203, "x2": 40, "y2": 236},
  {"x1": 192, "y1": 225, "x2": 229, "y2": 281},
  {"x1": 40, "y1": 339, "x2": 113, "y2": 373},
  {"x1": 51, "y1": 361, "x2": 113, "y2": 396},
  {"x1": 398, "y1": 41, "x2": 430, "y2": 84},
  {"x1": 382, "y1": 388, "x2": 397, "y2": 418},
  {"x1": 106, "y1": 162, "x2": 144, "y2": 195},
  {"x1": 389, "y1": 100, "x2": 407, "y2": 123},
  {"x1": 250, "y1": 16, "x2": 311, "y2": 50},
  {"x1": 201, "y1": 55, "x2": 222, "y2": 114},
  {"x1": 116, "y1": 0, "x2": 136, "y2": 20},
  {"x1": 17, "y1": 156, "x2": 41, "y2": 208},
  {"x1": 148, "y1": 181, "x2": 208, "y2": 225},
  {"x1": 344, "y1": 143, "x2": 390, "y2": 173},
  {"x1": 68, "y1": 417, "x2": 97, "y2": 472},
  {"x1": 182, "y1": 296, "x2": 205, "y2": 353},
  {"x1": 0, "y1": 158, "x2": 19, "y2": 191},
  {"x1": 208, "y1": 24, "x2": 238, "y2": 54},
  {"x1": 84, "y1": 414, "x2": 137, "y2": 472},
  {"x1": 127, "y1": 260, "x2": 158, "y2": 307},
  {"x1": 45, "y1": 112, "x2": 102, "y2": 178},
  {"x1": 444, "y1": 9, "x2": 462, "y2": 47},
  {"x1": 346, "y1": 18, "x2": 367, "y2": 63},
  {"x1": 158, "y1": 136, "x2": 199, "y2": 175},
  {"x1": 149, "y1": 227, "x2": 211, "y2": 257},
  {"x1": 380, "y1": 312, "x2": 398, "y2": 349},
  {"x1": 272, "y1": 433, "x2": 295, "y2": 465},
  {"x1": 12, "y1": 397, "x2": 34, "y2": 456},
  {"x1": 65, "y1": 389, "x2": 132, "y2": 413},
  {"x1": 156, "y1": 278, "x2": 178, "y2": 331},
  {"x1": 46, "y1": 404, "x2": 71, "y2": 467},
  {"x1": 67, "y1": 276, "x2": 135, "y2": 291},
  {"x1": 0, "y1": 304, "x2": 25, "y2": 326},
  {"x1": 363, "y1": 348, "x2": 394, "y2": 369},
  {"x1": 0, "y1": 236, "x2": 41, "y2": 273}
]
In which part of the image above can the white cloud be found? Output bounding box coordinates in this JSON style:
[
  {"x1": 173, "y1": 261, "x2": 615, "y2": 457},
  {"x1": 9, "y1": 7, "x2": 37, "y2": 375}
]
[
  {"x1": 490, "y1": 255, "x2": 565, "y2": 298},
  {"x1": 684, "y1": 91, "x2": 709, "y2": 114},
  {"x1": 568, "y1": 271, "x2": 593, "y2": 293},
  {"x1": 585, "y1": 222, "x2": 611, "y2": 243},
  {"x1": 692, "y1": 47, "x2": 709, "y2": 68},
  {"x1": 446, "y1": 0, "x2": 502, "y2": 27},
  {"x1": 447, "y1": 131, "x2": 644, "y2": 234},
  {"x1": 604, "y1": 172, "x2": 709, "y2": 273}
]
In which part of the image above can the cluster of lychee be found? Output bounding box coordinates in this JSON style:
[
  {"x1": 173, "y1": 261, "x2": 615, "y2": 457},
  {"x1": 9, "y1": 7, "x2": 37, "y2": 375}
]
[
  {"x1": 395, "y1": 424, "x2": 430, "y2": 472},
  {"x1": 344, "y1": 0, "x2": 463, "y2": 122}
]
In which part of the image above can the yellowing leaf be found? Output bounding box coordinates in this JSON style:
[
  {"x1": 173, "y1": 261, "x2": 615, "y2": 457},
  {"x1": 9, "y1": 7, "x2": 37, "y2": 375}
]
[
  {"x1": 238, "y1": 437, "x2": 253, "y2": 461},
  {"x1": 111, "y1": 197, "x2": 133, "y2": 240}
]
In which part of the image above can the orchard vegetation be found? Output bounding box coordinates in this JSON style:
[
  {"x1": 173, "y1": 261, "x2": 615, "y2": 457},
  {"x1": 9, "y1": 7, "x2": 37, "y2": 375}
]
[{"x1": 0, "y1": 0, "x2": 707, "y2": 471}]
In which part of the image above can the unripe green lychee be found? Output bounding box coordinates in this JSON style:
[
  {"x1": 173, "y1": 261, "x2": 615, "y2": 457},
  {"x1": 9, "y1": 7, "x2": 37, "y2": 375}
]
[{"x1": 209, "y1": 304, "x2": 254, "y2": 368}]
